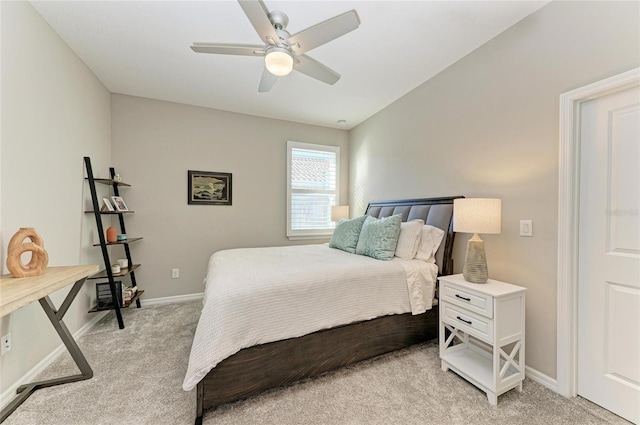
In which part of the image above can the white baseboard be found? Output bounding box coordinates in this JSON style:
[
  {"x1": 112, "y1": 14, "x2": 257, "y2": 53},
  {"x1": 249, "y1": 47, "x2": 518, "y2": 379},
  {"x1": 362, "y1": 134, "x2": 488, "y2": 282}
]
[
  {"x1": 140, "y1": 292, "x2": 204, "y2": 306},
  {"x1": 526, "y1": 365, "x2": 557, "y2": 392},
  {"x1": 0, "y1": 310, "x2": 109, "y2": 410}
]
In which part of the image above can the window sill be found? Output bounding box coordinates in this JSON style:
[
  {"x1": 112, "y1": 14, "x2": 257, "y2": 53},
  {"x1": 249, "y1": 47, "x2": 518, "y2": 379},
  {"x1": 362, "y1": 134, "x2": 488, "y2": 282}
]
[{"x1": 287, "y1": 234, "x2": 332, "y2": 241}]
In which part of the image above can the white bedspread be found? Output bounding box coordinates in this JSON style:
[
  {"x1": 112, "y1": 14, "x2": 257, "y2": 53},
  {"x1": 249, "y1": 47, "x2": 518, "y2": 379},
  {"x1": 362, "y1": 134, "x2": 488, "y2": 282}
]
[{"x1": 182, "y1": 244, "x2": 437, "y2": 391}]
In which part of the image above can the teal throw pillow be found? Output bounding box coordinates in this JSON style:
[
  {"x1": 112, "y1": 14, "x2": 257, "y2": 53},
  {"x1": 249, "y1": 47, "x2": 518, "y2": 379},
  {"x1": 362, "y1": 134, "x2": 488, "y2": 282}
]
[
  {"x1": 329, "y1": 215, "x2": 367, "y2": 253},
  {"x1": 355, "y1": 214, "x2": 402, "y2": 261}
]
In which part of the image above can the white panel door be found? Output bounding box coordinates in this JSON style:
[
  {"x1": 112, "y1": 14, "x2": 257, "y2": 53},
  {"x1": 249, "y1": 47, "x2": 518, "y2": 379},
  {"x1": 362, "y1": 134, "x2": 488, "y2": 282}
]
[{"x1": 578, "y1": 85, "x2": 640, "y2": 424}]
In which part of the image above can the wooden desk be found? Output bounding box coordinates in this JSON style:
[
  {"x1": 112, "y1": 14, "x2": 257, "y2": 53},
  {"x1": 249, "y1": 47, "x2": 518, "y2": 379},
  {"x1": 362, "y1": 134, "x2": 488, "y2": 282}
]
[{"x1": 0, "y1": 265, "x2": 99, "y2": 423}]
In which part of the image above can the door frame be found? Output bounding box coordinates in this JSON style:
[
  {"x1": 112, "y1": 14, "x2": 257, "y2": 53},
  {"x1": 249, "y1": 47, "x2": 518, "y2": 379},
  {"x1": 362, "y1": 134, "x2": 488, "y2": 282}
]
[{"x1": 557, "y1": 67, "x2": 640, "y2": 397}]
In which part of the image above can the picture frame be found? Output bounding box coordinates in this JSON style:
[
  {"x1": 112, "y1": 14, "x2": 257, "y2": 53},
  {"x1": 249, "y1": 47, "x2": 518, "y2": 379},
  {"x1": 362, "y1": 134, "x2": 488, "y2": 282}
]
[
  {"x1": 188, "y1": 170, "x2": 232, "y2": 205},
  {"x1": 101, "y1": 197, "x2": 114, "y2": 212},
  {"x1": 111, "y1": 196, "x2": 129, "y2": 211}
]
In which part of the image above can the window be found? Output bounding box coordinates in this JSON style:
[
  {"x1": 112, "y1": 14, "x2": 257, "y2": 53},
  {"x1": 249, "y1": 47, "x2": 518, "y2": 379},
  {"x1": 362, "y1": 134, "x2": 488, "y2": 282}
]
[{"x1": 287, "y1": 141, "x2": 340, "y2": 239}]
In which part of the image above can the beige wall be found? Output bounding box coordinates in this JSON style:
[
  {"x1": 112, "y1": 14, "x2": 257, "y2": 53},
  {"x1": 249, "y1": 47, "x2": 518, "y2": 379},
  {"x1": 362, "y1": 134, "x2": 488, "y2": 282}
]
[
  {"x1": 0, "y1": 1, "x2": 111, "y2": 396},
  {"x1": 349, "y1": 0, "x2": 640, "y2": 378},
  {"x1": 111, "y1": 94, "x2": 348, "y2": 299}
]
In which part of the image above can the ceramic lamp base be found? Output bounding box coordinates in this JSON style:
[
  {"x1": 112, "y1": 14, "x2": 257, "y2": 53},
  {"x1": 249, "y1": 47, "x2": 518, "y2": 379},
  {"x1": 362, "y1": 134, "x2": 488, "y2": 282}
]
[{"x1": 463, "y1": 234, "x2": 488, "y2": 283}]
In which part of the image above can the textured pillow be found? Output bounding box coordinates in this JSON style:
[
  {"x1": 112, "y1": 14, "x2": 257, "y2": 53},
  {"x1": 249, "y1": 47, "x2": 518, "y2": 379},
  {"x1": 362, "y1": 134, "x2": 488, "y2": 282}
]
[
  {"x1": 415, "y1": 225, "x2": 446, "y2": 263},
  {"x1": 329, "y1": 215, "x2": 367, "y2": 253},
  {"x1": 355, "y1": 214, "x2": 402, "y2": 261},
  {"x1": 394, "y1": 220, "x2": 424, "y2": 259}
]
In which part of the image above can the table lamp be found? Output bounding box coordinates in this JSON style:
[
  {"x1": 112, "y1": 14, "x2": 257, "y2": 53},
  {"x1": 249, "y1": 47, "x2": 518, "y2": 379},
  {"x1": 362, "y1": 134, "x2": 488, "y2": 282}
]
[
  {"x1": 453, "y1": 198, "x2": 501, "y2": 283},
  {"x1": 331, "y1": 205, "x2": 349, "y2": 222}
]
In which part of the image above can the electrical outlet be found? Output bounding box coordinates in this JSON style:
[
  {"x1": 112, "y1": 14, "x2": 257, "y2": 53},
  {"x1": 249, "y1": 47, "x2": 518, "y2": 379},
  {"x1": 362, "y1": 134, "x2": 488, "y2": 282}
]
[
  {"x1": 171, "y1": 268, "x2": 180, "y2": 279},
  {"x1": 1, "y1": 333, "x2": 11, "y2": 355}
]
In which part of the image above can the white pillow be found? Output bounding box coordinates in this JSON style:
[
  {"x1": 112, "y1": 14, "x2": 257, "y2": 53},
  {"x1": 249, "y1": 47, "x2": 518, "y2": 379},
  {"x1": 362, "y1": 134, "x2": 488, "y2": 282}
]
[
  {"x1": 394, "y1": 220, "x2": 424, "y2": 259},
  {"x1": 415, "y1": 225, "x2": 445, "y2": 263}
]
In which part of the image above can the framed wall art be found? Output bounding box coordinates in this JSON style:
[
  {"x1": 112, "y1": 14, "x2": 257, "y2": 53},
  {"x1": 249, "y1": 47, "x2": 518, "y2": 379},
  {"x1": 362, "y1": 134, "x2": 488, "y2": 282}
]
[{"x1": 188, "y1": 170, "x2": 232, "y2": 205}]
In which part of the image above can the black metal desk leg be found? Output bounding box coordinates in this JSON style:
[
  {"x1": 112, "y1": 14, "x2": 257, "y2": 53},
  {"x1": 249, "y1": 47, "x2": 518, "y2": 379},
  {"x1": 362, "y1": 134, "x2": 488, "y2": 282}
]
[{"x1": 0, "y1": 278, "x2": 93, "y2": 423}]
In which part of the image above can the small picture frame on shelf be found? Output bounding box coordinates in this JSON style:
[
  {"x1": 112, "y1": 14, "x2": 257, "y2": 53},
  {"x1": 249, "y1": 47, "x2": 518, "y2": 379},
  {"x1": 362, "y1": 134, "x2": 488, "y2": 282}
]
[
  {"x1": 111, "y1": 196, "x2": 128, "y2": 211},
  {"x1": 101, "y1": 197, "x2": 114, "y2": 212}
]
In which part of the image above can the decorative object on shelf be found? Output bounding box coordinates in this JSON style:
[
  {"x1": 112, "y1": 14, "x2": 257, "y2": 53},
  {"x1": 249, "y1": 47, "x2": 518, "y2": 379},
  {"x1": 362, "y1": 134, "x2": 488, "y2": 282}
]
[
  {"x1": 6, "y1": 227, "x2": 49, "y2": 278},
  {"x1": 331, "y1": 205, "x2": 350, "y2": 222},
  {"x1": 96, "y1": 281, "x2": 123, "y2": 309},
  {"x1": 111, "y1": 264, "x2": 121, "y2": 274},
  {"x1": 117, "y1": 234, "x2": 127, "y2": 241},
  {"x1": 188, "y1": 170, "x2": 232, "y2": 205},
  {"x1": 117, "y1": 259, "x2": 128, "y2": 269},
  {"x1": 123, "y1": 286, "x2": 137, "y2": 303},
  {"x1": 101, "y1": 198, "x2": 114, "y2": 212},
  {"x1": 110, "y1": 196, "x2": 128, "y2": 211},
  {"x1": 106, "y1": 226, "x2": 117, "y2": 243},
  {"x1": 113, "y1": 173, "x2": 122, "y2": 182},
  {"x1": 453, "y1": 198, "x2": 501, "y2": 283}
]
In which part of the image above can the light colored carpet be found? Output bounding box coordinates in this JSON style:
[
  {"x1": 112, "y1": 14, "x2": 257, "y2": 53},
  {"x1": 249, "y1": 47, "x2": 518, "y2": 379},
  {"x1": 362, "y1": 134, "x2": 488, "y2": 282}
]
[{"x1": 3, "y1": 301, "x2": 630, "y2": 425}]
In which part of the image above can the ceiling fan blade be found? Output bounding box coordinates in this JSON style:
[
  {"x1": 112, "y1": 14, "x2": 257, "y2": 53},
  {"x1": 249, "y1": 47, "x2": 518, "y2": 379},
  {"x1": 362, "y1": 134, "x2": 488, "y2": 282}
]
[
  {"x1": 288, "y1": 10, "x2": 360, "y2": 55},
  {"x1": 237, "y1": 0, "x2": 280, "y2": 45},
  {"x1": 258, "y1": 68, "x2": 278, "y2": 92},
  {"x1": 294, "y1": 55, "x2": 340, "y2": 85},
  {"x1": 191, "y1": 43, "x2": 265, "y2": 56}
]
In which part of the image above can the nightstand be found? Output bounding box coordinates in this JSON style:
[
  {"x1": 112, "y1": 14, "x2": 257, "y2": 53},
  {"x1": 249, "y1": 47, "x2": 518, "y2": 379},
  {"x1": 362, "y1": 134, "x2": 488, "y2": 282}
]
[{"x1": 439, "y1": 274, "x2": 526, "y2": 405}]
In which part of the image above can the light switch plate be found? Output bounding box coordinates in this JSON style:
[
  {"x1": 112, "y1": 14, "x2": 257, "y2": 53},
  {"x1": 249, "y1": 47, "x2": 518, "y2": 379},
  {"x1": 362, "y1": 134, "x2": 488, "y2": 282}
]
[{"x1": 520, "y1": 220, "x2": 533, "y2": 237}]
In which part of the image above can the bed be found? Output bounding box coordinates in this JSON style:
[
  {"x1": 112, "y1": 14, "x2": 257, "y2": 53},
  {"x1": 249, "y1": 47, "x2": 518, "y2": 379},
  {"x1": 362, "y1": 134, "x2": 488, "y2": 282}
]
[{"x1": 187, "y1": 196, "x2": 461, "y2": 424}]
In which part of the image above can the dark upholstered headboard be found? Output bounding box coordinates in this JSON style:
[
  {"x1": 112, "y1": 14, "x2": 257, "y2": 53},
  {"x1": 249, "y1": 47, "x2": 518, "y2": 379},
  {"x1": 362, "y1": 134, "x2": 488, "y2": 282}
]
[{"x1": 365, "y1": 196, "x2": 463, "y2": 276}]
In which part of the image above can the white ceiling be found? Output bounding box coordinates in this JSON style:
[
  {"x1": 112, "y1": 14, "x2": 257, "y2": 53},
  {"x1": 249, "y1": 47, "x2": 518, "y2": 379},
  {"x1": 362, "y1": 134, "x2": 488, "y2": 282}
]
[{"x1": 30, "y1": 1, "x2": 549, "y2": 129}]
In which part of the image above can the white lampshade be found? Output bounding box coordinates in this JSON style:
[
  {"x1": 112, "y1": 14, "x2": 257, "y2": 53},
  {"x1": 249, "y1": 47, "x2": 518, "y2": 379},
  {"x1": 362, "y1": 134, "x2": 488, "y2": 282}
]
[
  {"x1": 331, "y1": 205, "x2": 350, "y2": 222},
  {"x1": 265, "y1": 49, "x2": 293, "y2": 76},
  {"x1": 453, "y1": 198, "x2": 501, "y2": 235}
]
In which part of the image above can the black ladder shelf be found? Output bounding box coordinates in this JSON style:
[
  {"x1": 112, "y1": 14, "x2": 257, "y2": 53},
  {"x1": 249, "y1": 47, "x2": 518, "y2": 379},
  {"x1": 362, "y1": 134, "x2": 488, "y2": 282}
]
[{"x1": 84, "y1": 156, "x2": 143, "y2": 329}]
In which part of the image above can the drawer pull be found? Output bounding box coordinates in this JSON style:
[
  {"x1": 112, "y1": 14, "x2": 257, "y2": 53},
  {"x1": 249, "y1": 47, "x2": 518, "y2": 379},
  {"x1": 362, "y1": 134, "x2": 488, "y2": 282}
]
[
  {"x1": 455, "y1": 294, "x2": 471, "y2": 302},
  {"x1": 457, "y1": 316, "x2": 472, "y2": 325}
]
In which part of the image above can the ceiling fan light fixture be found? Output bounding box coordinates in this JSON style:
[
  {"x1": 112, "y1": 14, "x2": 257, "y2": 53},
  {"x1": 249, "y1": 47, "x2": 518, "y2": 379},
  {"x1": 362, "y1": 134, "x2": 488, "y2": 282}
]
[{"x1": 265, "y1": 48, "x2": 293, "y2": 76}]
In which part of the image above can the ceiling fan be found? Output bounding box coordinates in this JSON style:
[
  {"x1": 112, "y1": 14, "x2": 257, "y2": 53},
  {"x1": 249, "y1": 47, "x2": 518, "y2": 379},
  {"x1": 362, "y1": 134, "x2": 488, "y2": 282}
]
[{"x1": 190, "y1": 0, "x2": 360, "y2": 92}]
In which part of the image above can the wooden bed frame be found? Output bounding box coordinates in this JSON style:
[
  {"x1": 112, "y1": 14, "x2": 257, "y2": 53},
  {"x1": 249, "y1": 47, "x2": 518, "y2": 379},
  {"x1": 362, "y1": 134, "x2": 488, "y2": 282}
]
[{"x1": 194, "y1": 196, "x2": 462, "y2": 424}]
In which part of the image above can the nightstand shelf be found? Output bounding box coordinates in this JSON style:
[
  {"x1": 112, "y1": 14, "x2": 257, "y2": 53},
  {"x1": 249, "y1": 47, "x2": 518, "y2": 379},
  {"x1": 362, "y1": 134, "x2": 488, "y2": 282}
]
[
  {"x1": 439, "y1": 274, "x2": 526, "y2": 405},
  {"x1": 441, "y1": 344, "x2": 521, "y2": 394}
]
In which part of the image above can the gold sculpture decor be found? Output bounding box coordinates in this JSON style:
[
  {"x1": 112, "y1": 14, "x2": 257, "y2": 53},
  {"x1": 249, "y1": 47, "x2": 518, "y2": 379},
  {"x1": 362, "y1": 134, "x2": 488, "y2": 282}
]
[{"x1": 6, "y1": 227, "x2": 49, "y2": 277}]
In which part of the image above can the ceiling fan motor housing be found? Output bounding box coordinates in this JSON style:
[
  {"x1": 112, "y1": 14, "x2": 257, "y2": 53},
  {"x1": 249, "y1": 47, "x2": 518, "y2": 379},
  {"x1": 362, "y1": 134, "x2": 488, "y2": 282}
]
[
  {"x1": 267, "y1": 10, "x2": 289, "y2": 30},
  {"x1": 267, "y1": 11, "x2": 293, "y2": 49}
]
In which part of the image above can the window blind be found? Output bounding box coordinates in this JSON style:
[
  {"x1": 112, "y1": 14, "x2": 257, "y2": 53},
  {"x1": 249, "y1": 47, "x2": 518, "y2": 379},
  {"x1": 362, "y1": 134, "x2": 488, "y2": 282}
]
[{"x1": 287, "y1": 142, "x2": 339, "y2": 239}]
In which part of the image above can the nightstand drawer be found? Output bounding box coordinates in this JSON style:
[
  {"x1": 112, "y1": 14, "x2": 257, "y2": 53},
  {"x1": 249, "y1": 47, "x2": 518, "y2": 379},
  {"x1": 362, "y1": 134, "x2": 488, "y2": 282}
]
[
  {"x1": 442, "y1": 302, "x2": 493, "y2": 343},
  {"x1": 441, "y1": 283, "x2": 493, "y2": 318}
]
